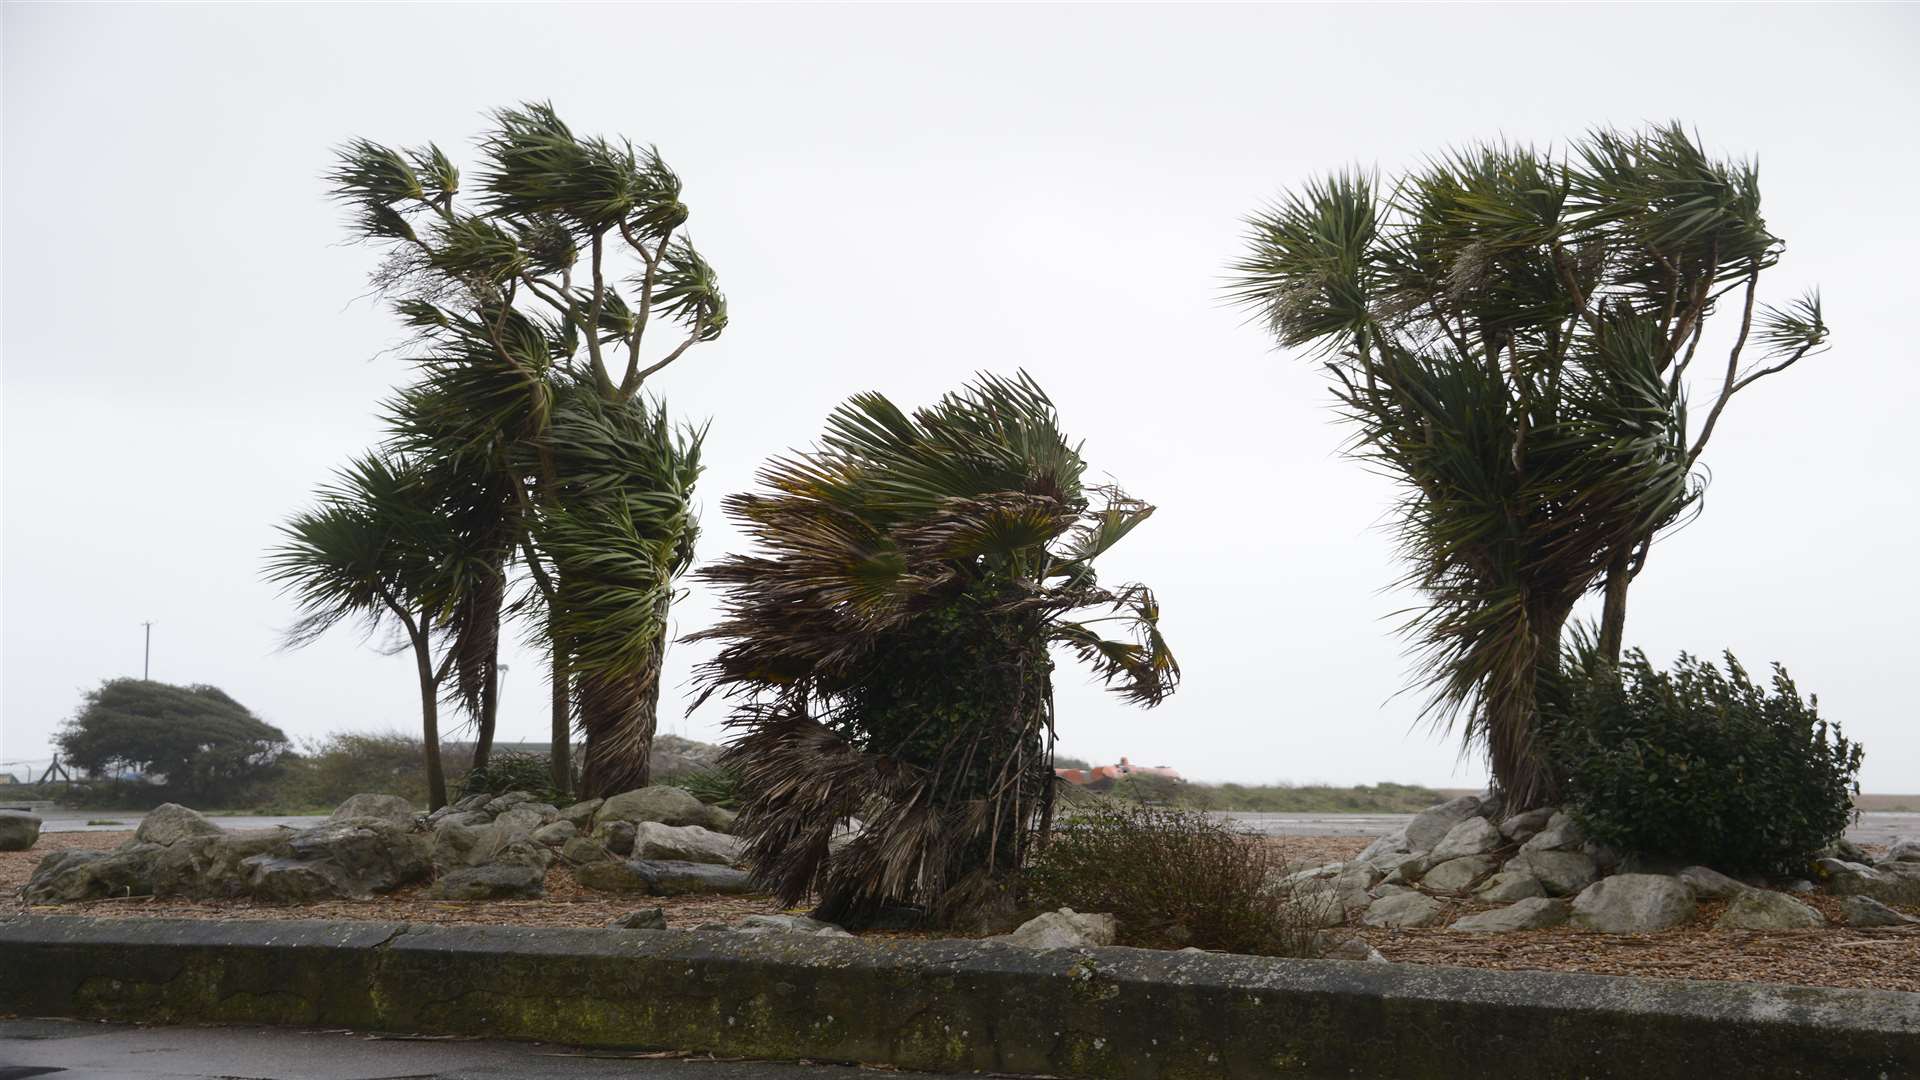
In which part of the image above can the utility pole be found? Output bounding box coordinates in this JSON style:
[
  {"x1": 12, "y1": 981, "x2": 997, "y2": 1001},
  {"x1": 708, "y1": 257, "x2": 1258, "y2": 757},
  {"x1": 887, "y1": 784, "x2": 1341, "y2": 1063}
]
[{"x1": 141, "y1": 621, "x2": 154, "y2": 680}]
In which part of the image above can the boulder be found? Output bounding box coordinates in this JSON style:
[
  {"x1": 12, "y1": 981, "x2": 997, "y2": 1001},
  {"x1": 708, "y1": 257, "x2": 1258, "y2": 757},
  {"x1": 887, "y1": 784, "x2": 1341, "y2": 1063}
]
[
  {"x1": 23, "y1": 845, "x2": 161, "y2": 903},
  {"x1": 1713, "y1": 889, "x2": 1824, "y2": 931},
  {"x1": 1382, "y1": 856, "x2": 1431, "y2": 886},
  {"x1": 1818, "y1": 858, "x2": 1920, "y2": 906},
  {"x1": 450, "y1": 793, "x2": 492, "y2": 812},
  {"x1": 1473, "y1": 870, "x2": 1545, "y2": 903},
  {"x1": 245, "y1": 818, "x2": 430, "y2": 899},
  {"x1": 483, "y1": 791, "x2": 538, "y2": 816},
  {"x1": 609, "y1": 907, "x2": 668, "y2": 929},
  {"x1": 1570, "y1": 874, "x2": 1695, "y2": 934},
  {"x1": 1887, "y1": 837, "x2": 1920, "y2": 863},
  {"x1": 532, "y1": 821, "x2": 577, "y2": 847},
  {"x1": 1840, "y1": 895, "x2": 1917, "y2": 928},
  {"x1": 434, "y1": 810, "x2": 493, "y2": 831},
  {"x1": 591, "y1": 820, "x2": 637, "y2": 856},
  {"x1": 430, "y1": 864, "x2": 545, "y2": 900},
  {"x1": 1817, "y1": 837, "x2": 1872, "y2": 864},
  {"x1": 1354, "y1": 827, "x2": 1410, "y2": 864},
  {"x1": 573, "y1": 857, "x2": 755, "y2": 896},
  {"x1": 558, "y1": 799, "x2": 603, "y2": 831},
  {"x1": 598, "y1": 786, "x2": 731, "y2": 832},
  {"x1": 1369, "y1": 852, "x2": 1423, "y2": 877},
  {"x1": 1519, "y1": 812, "x2": 1585, "y2": 853},
  {"x1": 1430, "y1": 817, "x2": 1503, "y2": 860},
  {"x1": 630, "y1": 821, "x2": 743, "y2": 866},
  {"x1": 1363, "y1": 891, "x2": 1445, "y2": 928},
  {"x1": 559, "y1": 837, "x2": 612, "y2": 865},
  {"x1": 1497, "y1": 807, "x2": 1556, "y2": 844},
  {"x1": 328, "y1": 794, "x2": 418, "y2": 826},
  {"x1": 735, "y1": 914, "x2": 853, "y2": 938},
  {"x1": 1677, "y1": 865, "x2": 1748, "y2": 900},
  {"x1": 431, "y1": 821, "x2": 490, "y2": 872},
  {"x1": 136, "y1": 803, "x2": 223, "y2": 847},
  {"x1": 993, "y1": 908, "x2": 1117, "y2": 949},
  {"x1": 1506, "y1": 849, "x2": 1598, "y2": 897},
  {"x1": 1449, "y1": 897, "x2": 1569, "y2": 933},
  {"x1": 1421, "y1": 854, "x2": 1502, "y2": 895},
  {"x1": 493, "y1": 806, "x2": 551, "y2": 839},
  {"x1": 0, "y1": 809, "x2": 42, "y2": 851},
  {"x1": 1405, "y1": 796, "x2": 1483, "y2": 853}
]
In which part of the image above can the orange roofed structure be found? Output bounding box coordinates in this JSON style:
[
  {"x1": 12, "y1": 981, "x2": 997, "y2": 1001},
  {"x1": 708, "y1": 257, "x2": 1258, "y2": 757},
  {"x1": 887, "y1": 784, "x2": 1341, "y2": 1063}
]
[{"x1": 1054, "y1": 756, "x2": 1182, "y2": 786}]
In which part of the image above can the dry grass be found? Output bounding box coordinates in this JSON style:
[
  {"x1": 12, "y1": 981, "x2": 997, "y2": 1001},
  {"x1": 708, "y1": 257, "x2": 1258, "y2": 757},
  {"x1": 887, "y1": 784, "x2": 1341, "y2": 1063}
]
[{"x1": 7, "y1": 831, "x2": 1916, "y2": 992}]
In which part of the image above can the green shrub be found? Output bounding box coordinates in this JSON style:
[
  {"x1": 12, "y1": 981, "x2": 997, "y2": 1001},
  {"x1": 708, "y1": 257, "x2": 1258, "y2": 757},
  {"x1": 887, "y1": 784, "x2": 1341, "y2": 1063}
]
[
  {"x1": 658, "y1": 766, "x2": 741, "y2": 809},
  {"x1": 275, "y1": 732, "x2": 471, "y2": 810},
  {"x1": 1546, "y1": 648, "x2": 1862, "y2": 876},
  {"x1": 1024, "y1": 801, "x2": 1334, "y2": 957},
  {"x1": 456, "y1": 751, "x2": 561, "y2": 803}
]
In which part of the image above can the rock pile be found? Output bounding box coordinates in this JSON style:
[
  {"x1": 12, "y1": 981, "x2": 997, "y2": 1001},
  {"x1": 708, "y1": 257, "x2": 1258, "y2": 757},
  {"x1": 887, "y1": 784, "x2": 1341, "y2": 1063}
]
[
  {"x1": 1298, "y1": 793, "x2": 1920, "y2": 934},
  {"x1": 21, "y1": 783, "x2": 748, "y2": 905}
]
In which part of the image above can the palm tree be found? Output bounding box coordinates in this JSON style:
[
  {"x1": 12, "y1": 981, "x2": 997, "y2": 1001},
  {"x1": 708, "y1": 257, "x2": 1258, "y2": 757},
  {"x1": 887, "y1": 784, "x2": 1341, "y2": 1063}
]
[
  {"x1": 690, "y1": 372, "x2": 1178, "y2": 927},
  {"x1": 327, "y1": 103, "x2": 727, "y2": 800},
  {"x1": 266, "y1": 452, "x2": 465, "y2": 808},
  {"x1": 1229, "y1": 125, "x2": 1829, "y2": 807}
]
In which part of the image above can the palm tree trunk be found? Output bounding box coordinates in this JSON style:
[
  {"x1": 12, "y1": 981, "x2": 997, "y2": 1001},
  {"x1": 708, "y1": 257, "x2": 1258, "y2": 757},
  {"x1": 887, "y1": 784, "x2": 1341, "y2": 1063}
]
[
  {"x1": 473, "y1": 655, "x2": 499, "y2": 771},
  {"x1": 578, "y1": 633, "x2": 663, "y2": 798},
  {"x1": 1597, "y1": 546, "x2": 1632, "y2": 667},
  {"x1": 550, "y1": 635, "x2": 573, "y2": 801},
  {"x1": 412, "y1": 630, "x2": 449, "y2": 811}
]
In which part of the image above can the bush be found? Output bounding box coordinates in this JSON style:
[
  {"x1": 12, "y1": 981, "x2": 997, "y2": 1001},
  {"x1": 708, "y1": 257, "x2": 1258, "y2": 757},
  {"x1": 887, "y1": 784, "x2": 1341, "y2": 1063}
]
[
  {"x1": 1023, "y1": 801, "x2": 1333, "y2": 957},
  {"x1": 658, "y1": 766, "x2": 741, "y2": 809},
  {"x1": 58, "y1": 679, "x2": 290, "y2": 804},
  {"x1": 456, "y1": 751, "x2": 562, "y2": 803},
  {"x1": 1546, "y1": 648, "x2": 1862, "y2": 876},
  {"x1": 276, "y1": 732, "x2": 471, "y2": 810}
]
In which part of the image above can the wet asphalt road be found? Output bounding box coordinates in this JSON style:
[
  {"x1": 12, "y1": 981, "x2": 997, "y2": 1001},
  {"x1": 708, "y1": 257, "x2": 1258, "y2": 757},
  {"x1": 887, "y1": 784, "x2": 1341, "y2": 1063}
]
[{"x1": 0, "y1": 1019, "x2": 949, "y2": 1079}]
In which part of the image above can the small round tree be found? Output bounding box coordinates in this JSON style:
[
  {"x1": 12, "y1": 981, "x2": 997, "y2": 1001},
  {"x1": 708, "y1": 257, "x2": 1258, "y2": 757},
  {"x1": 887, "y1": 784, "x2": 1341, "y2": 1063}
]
[
  {"x1": 691, "y1": 372, "x2": 1179, "y2": 927},
  {"x1": 59, "y1": 680, "x2": 289, "y2": 804}
]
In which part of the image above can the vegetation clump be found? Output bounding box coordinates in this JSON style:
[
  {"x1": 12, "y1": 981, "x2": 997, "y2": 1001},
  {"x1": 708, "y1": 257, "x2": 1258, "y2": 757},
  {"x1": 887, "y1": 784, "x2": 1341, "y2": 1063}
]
[
  {"x1": 1024, "y1": 801, "x2": 1332, "y2": 957},
  {"x1": 56, "y1": 680, "x2": 289, "y2": 805},
  {"x1": 1547, "y1": 645, "x2": 1862, "y2": 875}
]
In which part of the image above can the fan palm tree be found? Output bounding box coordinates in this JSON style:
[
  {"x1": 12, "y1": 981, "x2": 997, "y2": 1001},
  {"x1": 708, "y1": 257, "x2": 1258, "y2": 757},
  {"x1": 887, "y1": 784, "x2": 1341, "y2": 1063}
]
[
  {"x1": 1229, "y1": 125, "x2": 1829, "y2": 807},
  {"x1": 266, "y1": 452, "x2": 467, "y2": 808},
  {"x1": 690, "y1": 372, "x2": 1178, "y2": 927},
  {"x1": 326, "y1": 103, "x2": 727, "y2": 799}
]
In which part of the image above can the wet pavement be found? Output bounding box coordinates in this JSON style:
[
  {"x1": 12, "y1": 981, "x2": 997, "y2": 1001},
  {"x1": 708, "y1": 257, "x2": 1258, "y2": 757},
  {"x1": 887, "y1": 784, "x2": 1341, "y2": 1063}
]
[{"x1": 0, "y1": 1019, "x2": 944, "y2": 1079}]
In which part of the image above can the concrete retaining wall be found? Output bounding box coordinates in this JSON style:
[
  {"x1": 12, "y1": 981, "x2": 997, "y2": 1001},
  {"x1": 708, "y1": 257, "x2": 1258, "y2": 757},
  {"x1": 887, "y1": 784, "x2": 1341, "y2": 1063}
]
[{"x1": 1, "y1": 915, "x2": 1916, "y2": 1078}]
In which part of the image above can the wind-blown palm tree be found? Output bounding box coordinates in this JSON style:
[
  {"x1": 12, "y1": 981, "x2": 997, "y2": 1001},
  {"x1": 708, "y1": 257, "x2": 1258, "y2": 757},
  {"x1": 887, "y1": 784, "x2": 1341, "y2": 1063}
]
[
  {"x1": 691, "y1": 372, "x2": 1178, "y2": 927},
  {"x1": 1229, "y1": 125, "x2": 1829, "y2": 807},
  {"x1": 266, "y1": 452, "x2": 466, "y2": 808},
  {"x1": 327, "y1": 103, "x2": 727, "y2": 799}
]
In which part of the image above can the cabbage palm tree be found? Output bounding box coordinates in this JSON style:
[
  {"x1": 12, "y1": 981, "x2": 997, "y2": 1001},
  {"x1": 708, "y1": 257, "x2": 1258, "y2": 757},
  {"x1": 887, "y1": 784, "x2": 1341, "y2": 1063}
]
[
  {"x1": 691, "y1": 372, "x2": 1178, "y2": 927},
  {"x1": 267, "y1": 452, "x2": 467, "y2": 808},
  {"x1": 327, "y1": 103, "x2": 726, "y2": 799},
  {"x1": 1229, "y1": 125, "x2": 1829, "y2": 807}
]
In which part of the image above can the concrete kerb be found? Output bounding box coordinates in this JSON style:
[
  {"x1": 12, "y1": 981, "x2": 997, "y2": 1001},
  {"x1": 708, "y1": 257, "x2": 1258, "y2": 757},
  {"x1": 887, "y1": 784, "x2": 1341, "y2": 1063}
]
[{"x1": 0, "y1": 915, "x2": 1915, "y2": 1079}]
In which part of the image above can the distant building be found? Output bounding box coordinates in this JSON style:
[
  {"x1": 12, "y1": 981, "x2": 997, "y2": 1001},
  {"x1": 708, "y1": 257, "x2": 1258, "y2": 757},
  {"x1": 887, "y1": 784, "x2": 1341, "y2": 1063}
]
[{"x1": 1054, "y1": 756, "x2": 1182, "y2": 787}]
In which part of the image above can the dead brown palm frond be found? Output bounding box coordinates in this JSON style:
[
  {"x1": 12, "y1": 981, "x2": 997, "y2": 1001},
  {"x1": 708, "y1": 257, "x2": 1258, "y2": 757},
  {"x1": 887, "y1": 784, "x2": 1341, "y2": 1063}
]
[{"x1": 691, "y1": 372, "x2": 1177, "y2": 926}]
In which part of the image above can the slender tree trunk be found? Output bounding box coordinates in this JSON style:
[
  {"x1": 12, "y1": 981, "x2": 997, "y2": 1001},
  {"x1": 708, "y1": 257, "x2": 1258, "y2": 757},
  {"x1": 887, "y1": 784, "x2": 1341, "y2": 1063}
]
[
  {"x1": 472, "y1": 653, "x2": 499, "y2": 771},
  {"x1": 550, "y1": 636, "x2": 573, "y2": 801},
  {"x1": 1597, "y1": 546, "x2": 1632, "y2": 667},
  {"x1": 412, "y1": 632, "x2": 448, "y2": 811}
]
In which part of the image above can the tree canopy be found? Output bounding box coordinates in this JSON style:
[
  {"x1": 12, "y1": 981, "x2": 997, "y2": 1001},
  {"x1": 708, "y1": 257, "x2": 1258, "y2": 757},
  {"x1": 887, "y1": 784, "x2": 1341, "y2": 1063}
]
[{"x1": 58, "y1": 680, "x2": 289, "y2": 802}]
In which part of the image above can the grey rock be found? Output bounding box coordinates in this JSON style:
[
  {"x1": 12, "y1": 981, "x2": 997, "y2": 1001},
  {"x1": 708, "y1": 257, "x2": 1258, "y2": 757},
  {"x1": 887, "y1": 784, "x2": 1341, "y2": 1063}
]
[
  {"x1": 1316, "y1": 934, "x2": 1387, "y2": 962},
  {"x1": 572, "y1": 858, "x2": 654, "y2": 894},
  {"x1": 559, "y1": 836, "x2": 611, "y2": 865},
  {"x1": 242, "y1": 857, "x2": 354, "y2": 902},
  {"x1": 1430, "y1": 817, "x2": 1504, "y2": 860},
  {"x1": 1497, "y1": 807, "x2": 1556, "y2": 843},
  {"x1": 1405, "y1": 796, "x2": 1483, "y2": 853},
  {"x1": 493, "y1": 806, "x2": 550, "y2": 840},
  {"x1": 255, "y1": 817, "x2": 431, "y2": 898},
  {"x1": 608, "y1": 907, "x2": 668, "y2": 929},
  {"x1": 1506, "y1": 849, "x2": 1598, "y2": 897},
  {"x1": 1785, "y1": 879, "x2": 1818, "y2": 894},
  {"x1": 482, "y1": 791, "x2": 538, "y2": 816},
  {"x1": 531, "y1": 820, "x2": 577, "y2": 847},
  {"x1": 1570, "y1": 874, "x2": 1696, "y2": 934},
  {"x1": 1886, "y1": 837, "x2": 1920, "y2": 863},
  {"x1": 430, "y1": 864, "x2": 545, "y2": 900},
  {"x1": 1354, "y1": 828, "x2": 1410, "y2": 864},
  {"x1": 735, "y1": 913, "x2": 853, "y2": 938},
  {"x1": 630, "y1": 821, "x2": 743, "y2": 866},
  {"x1": 1714, "y1": 889, "x2": 1824, "y2": 931},
  {"x1": 1817, "y1": 837, "x2": 1871, "y2": 864},
  {"x1": 993, "y1": 908, "x2": 1117, "y2": 949},
  {"x1": 1820, "y1": 859, "x2": 1920, "y2": 906},
  {"x1": 1382, "y1": 856, "x2": 1431, "y2": 886},
  {"x1": 328, "y1": 794, "x2": 418, "y2": 826},
  {"x1": 1678, "y1": 865, "x2": 1748, "y2": 900},
  {"x1": 23, "y1": 845, "x2": 162, "y2": 902},
  {"x1": 0, "y1": 809, "x2": 42, "y2": 851},
  {"x1": 431, "y1": 821, "x2": 489, "y2": 872},
  {"x1": 1449, "y1": 897, "x2": 1569, "y2": 933},
  {"x1": 598, "y1": 786, "x2": 728, "y2": 831},
  {"x1": 1519, "y1": 811, "x2": 1585, "y2": 853},
  {"x1": 1840, "y1": 895, "x2": 1918, "y2": 927},
  {"x1": 1280, "y1": 861, "x2": 1346, "y2": 886},
  {"x1": 558, "y1": 799, "x2": 603, "y2": 831},
  {"x1": 434, "y1": 810, "x2": 493, "y2": 830},
  {"x1": 135, "y1": 803, "x2": 222, "y2": 847},
  {"x1": 1370, "y1": 883, "x2": 1419, "y2": 899},
  {"x1": 451, "y1": 793, "x2": 492, "y2": 812},
  {"x1": 591, "y1": 819, "x2": 637, "y2": 856},
  {"x1": 1363, "y1": 891, "x2": 1445, "y2": 928},
  {"x1": 1473, "y1": 870, "x2": 1545, "y2": 903},
  {"x1": 1368, "y1": 852, "x2": 1423, "y2": 876},
  {"x1": 1421, "y1": 854, "x2": 1502, "y2": 895},
  {"x1": 572, "y1": 857, "x2": 755, "y2": 896}
]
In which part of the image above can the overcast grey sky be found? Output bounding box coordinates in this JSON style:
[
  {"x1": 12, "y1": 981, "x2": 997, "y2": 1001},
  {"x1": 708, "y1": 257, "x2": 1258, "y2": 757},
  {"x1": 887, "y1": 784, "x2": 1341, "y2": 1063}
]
[{"x1": 4, "y1": 3, "x2": 1916, "y2": 791}]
